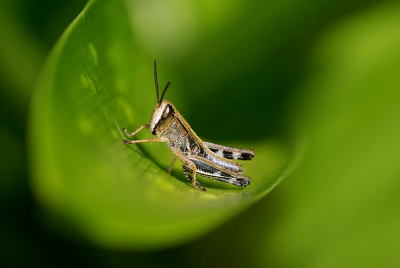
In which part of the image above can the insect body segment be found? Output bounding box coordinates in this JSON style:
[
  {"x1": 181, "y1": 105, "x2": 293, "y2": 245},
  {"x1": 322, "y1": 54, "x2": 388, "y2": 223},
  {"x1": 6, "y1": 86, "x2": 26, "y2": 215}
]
[{"x1": 122, "y1": 60, "x2": 254, "y2": 191}]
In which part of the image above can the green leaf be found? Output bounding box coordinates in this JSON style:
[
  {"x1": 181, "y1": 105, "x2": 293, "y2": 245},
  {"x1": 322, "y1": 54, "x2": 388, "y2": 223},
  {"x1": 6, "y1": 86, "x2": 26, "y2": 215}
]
[
  {"x1": 255, "y1": 3, "x2": 400, "y2": 267},
  {"x1": 29, "y1": 0, "x2": 300, "y2": 249}
]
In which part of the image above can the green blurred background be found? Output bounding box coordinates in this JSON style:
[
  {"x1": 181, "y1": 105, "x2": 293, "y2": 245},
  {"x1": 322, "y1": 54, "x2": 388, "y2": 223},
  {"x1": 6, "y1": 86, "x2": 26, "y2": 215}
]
[{"x1": 1, "y1": 0, "x2": 400, "y2": 267}]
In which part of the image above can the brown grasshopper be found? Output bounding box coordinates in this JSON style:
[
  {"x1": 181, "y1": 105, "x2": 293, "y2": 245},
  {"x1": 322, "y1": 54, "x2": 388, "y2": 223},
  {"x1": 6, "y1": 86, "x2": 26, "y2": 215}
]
[{"x1": 122, "y1": 61, "x2": 254, "y2": 191}]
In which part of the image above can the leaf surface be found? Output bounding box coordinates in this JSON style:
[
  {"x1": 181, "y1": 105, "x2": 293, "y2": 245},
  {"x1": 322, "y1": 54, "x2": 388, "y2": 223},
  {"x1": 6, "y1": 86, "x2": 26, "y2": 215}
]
[{"x1": 29, "y1": 0, "x2": 299, "y2": 249}]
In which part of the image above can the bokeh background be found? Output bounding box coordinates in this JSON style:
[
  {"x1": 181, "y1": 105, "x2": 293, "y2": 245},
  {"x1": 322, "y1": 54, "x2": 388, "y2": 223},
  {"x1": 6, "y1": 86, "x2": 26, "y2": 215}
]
[{"x1": 1, "y1": 0, "x2": 400, "y2": 267}]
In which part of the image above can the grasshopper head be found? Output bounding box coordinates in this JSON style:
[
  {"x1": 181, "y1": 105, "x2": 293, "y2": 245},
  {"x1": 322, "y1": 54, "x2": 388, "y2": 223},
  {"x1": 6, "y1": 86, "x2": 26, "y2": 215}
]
[
  {"x1": 149, "y1": 100, "x2": 174, "y2": 134},
  {"x1": 149, "y1": 60, "x2": 174, "y2": 134}
]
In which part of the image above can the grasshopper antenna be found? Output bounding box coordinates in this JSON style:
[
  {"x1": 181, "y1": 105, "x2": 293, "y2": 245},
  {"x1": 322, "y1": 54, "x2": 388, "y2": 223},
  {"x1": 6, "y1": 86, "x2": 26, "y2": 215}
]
[
  {"x1": 160, "y1": 81, "x2": 171, "y2": 103},
  {"x1": 154, "y1": 60, "x2": 159, "y2": 103}
]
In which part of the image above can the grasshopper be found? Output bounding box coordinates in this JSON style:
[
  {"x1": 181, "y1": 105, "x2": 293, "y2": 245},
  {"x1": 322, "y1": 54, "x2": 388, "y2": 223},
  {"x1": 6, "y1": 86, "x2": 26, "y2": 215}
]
[{"x1": 122, "y1": 61, "x2": 254, "y2": 191}]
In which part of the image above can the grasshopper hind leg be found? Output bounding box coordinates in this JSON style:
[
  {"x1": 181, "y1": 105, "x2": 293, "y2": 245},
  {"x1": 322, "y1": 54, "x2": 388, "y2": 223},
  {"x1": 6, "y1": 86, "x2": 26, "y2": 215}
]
[
  {"x1": 182, "y1": 167, "x2": 206, "y2": 191},
  {"x1": 212, "y1": 175, "x2": 251, "y2": 188},
  {"x1": 182, "y1": 167, "x2": 250, "y2": 189},
  {"x1": 232, "y1": 176, "x2": 251, "y2": 187}
]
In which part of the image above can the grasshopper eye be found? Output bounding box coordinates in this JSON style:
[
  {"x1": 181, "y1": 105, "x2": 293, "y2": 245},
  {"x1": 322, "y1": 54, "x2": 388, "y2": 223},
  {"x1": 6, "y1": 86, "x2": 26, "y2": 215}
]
[
  {"x1": 162, "y1": 105, "x2": 173, "y2": 119},
  {"x1": 163, "y1": 106, "x2": 170, "y2": 119}
]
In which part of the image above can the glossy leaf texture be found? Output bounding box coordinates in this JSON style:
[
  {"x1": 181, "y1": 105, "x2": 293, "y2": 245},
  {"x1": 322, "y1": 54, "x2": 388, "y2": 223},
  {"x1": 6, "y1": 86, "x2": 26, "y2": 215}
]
[{"x1": 29, "y1": 0, "x2": 300, "y2": 249}]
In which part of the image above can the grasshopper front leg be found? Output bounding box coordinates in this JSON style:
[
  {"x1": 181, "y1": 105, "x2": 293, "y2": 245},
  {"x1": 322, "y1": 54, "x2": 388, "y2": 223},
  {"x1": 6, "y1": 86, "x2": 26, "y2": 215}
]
[
  {"x1": 122, "y1": 125, "x2": 167, "y2": 144},
  {"x1": 122, "y1": 137, "x2": 167, "y2": 144},
  {"x1": 122, "y1": 124, "x2": 148, "y2": 137}
]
